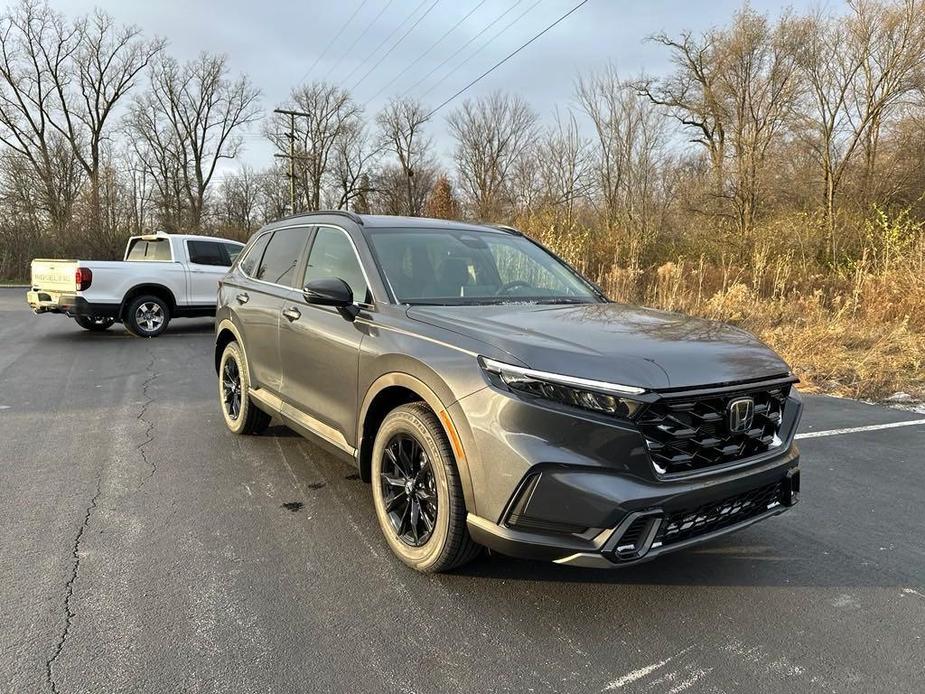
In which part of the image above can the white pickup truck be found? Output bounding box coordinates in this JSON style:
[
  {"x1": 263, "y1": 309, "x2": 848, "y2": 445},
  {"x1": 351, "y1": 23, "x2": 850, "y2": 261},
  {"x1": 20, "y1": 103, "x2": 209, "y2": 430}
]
[{"x1": 27, "y1": 232, "x2": 244, "y2": 337}]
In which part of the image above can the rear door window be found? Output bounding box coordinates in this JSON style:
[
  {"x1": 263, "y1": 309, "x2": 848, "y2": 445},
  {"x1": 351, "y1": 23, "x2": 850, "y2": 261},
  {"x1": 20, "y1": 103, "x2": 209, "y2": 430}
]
[
  {"x1": 126, "y1": 238, "x2": 172, "y2": 261},
  {"x1": 187, "y1": 240, "x2": 230, "y2": 266},
  {"x1": 255, "y1": 228, "x2": 312, "y2": 287}
]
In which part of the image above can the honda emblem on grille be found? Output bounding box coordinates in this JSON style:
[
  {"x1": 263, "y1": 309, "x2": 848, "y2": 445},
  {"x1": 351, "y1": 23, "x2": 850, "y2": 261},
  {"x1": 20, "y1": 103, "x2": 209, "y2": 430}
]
[{"x1": 728, "y1": 397, "x2": 755, "y2": 433}]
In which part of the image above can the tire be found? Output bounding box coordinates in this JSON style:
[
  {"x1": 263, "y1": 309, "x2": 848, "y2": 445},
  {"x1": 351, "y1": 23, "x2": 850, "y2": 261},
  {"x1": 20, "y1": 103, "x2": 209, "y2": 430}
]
[
  {"x1": 218, "y1": 341, "x2": 271, "y2": 435},
  {"x1": 371, "y1": 402, "x2": 480, "y2": 573},
  {"x1": 74, "y1": 315, "x2": 115, "y2": 332},
  {"x1": 124, "y1": 294, "x2": 171, "y2": 337}
]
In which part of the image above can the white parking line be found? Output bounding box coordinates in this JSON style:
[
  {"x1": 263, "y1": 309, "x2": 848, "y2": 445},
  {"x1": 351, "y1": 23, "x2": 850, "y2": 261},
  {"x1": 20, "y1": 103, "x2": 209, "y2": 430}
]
[{"x1": 795, "y1": 419, "x2": 925, "y2": 440}]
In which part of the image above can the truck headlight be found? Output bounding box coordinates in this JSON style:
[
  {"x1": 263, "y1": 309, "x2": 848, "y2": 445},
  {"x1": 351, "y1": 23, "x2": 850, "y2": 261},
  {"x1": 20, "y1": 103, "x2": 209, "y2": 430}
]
[{"x1": 479, "y1": 357, "x2": 646, "y2": 419}]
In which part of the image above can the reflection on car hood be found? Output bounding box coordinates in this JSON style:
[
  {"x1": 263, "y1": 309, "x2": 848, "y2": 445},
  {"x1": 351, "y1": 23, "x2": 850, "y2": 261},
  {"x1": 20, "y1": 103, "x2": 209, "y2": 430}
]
[{"x1": 407, "y1": 302, "x2": 791, "y2": 391}]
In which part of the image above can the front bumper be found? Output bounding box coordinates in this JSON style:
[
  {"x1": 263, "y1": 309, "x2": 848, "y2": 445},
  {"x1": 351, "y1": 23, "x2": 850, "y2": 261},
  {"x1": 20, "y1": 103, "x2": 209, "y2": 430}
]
[
  {"x1": 451, "y1": 379, "x2": 802, "y2": 567},
  {"x1": 466, "y1": 453, "x2": 800, "y2": 567}
]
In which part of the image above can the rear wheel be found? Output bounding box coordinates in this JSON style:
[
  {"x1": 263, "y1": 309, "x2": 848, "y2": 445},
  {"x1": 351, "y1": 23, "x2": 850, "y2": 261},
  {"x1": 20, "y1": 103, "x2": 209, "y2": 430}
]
[
  {"x1": 74, "y1": 315, "x2": 114, "y2": 332},
  {"x1": 125, "y1": 295, "x2": 170, "y2": 337},
  {"x1": 371, "y1": 402, "x2": 480, "y2": 572},
  {"x1": 218, "y1": 341, "x2": 270, "y2": 435}
]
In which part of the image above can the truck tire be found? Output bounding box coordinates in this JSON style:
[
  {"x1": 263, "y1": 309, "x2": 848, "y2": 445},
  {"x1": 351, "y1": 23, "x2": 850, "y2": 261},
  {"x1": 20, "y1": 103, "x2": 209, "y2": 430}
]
[
  {"x1": 371, "y1": 402, "x2": 481, "y2": 573},
  {"x1": 125, "y1": 295, "x2": 170, "y2": 338},
  {"x1": 74, "y1": 315, "x2": 115, "y2": 332},
  {"x1": 218, "y1": 341, "x2": 271, "y2": 435}
]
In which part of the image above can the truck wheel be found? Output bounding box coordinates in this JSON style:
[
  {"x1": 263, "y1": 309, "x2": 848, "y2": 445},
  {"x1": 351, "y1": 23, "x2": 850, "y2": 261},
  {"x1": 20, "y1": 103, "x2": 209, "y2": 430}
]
[
  {"x1": 74, "y1": 315, "x2": 115, "y2": 332},
  {"x1": 125, "y1": 295, "x2": 170, "y2": 337},
  {"x1": 218, "y1": 341, "x2": 271, "y2": 435},
  {"x1": 371, "y1": 402, "x2": 480, "y2": 573}
]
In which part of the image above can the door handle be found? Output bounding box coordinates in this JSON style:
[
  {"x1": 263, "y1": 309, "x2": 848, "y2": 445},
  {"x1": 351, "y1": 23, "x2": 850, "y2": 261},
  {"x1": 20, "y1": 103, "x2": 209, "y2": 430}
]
[
  {"x1": 282, "y1": 306, "x2": 301, "y2": 322},
  {"x1": 236, "y1": 293, "x2": 249, "y2": 304}
]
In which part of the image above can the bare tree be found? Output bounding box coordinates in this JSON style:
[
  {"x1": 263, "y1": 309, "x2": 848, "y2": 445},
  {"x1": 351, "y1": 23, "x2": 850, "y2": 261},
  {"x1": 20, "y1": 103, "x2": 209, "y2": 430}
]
[
  {"x1": 577, "y1": 67, "x2": 673, "y2": 234},
  {"x1": 142, "y1": 53, "x2": 260, "y2": 230},
  {"x1": 795, "y1": 0, "x2": 925, "y2": 239},
  {"x1": 447, "y1": 92, "x2": 538, "y2": 220},
  {"x1": 376, "y1": 97, "x2": 433, "y2": 216},
  {"x1": 535, "y1": 108, "x2": 593, "y2": 224},
  {"x1": 330, "y1": 117, "x2": 380, "y2": 211},
  {"x1": 57, "y1": 9, "x2": 162, "y2": 232},
  {"x1": 0, "y1": 0, "x2": 83, "y2": 229},
  {"x1": 636, "y1": 7, "x2": 802, "y2": 231}
]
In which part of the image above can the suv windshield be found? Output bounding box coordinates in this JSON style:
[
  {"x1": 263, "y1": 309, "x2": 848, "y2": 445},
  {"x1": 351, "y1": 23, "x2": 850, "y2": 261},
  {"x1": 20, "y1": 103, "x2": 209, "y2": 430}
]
[{"x1": 368, "y1": 228, "x2": 601, "y2": 305}]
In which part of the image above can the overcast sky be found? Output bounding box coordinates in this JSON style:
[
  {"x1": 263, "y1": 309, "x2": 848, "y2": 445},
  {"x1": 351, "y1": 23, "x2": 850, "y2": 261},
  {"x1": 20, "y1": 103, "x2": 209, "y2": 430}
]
[{"x1": 54, "y1": 0, "x2": 840, "y2": 178}]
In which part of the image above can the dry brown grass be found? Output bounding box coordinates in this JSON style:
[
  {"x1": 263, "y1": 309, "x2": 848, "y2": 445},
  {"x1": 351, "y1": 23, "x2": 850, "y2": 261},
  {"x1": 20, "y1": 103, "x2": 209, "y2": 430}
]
[{"x1": 521, "y1": 207, "x2": 925, "y2": 402}]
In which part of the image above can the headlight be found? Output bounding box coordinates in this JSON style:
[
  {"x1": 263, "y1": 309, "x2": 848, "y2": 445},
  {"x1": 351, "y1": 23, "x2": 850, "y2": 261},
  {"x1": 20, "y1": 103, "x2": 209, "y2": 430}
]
[{"x1": 479, "y1": 357, "x2": 646, "y2": 419}]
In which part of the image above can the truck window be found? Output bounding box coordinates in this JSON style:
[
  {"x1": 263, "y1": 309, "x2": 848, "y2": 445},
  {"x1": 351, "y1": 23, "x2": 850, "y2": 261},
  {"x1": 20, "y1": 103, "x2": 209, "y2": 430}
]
[
  {"x1": 223, "y1": 243, "x2": 244, "y2": 264},
  {"x1": 127, "y1": 238, "x2": 172, "y2": 261},
  {"x1": 187, "y1": 240, "x2": 230, "y2": 267}
]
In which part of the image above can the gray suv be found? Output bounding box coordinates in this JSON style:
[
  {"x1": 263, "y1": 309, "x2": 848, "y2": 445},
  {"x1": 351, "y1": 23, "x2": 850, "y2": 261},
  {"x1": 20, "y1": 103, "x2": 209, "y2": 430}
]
[{"x1": 214, "y1": 212, "x2": 802, "y2": 572}]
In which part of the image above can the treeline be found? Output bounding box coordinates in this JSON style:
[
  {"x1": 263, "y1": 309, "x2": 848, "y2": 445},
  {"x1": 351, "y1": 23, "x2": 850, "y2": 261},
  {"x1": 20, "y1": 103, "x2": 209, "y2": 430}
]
[{"x1": 1, "y1": 0, "x2": 925, "y2": 290}]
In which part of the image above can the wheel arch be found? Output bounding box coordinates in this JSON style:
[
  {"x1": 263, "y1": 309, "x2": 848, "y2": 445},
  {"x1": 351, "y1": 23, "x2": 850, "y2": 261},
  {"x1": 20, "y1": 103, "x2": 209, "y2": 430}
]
[
  {"x1": 214, "y1": 318, "x2": 246, "y2": 375},
  {"x1": 120, "y1": 283, "x2": 177, "y2": 320},
  {"x1": 357, "y1": 373, "x2": 476, "y2": 513}
]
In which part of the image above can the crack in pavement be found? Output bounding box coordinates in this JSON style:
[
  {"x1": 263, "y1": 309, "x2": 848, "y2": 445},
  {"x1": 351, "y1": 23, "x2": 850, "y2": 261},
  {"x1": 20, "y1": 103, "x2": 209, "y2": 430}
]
[
  {"x1": 44, "y1": 474, "x2": 102, "y2": 694},
  {"x1": 136, "y1": 353, "x2": 159, "y2": 489},
  {"x1": 45, "y1": 351, "x2": 161, "y2": 692}
]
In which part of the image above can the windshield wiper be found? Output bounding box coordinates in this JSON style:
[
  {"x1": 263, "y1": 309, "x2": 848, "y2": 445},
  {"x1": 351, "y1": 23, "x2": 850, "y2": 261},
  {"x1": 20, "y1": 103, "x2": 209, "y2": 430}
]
[{"x1": 535, "y1": 297, "x2": 592, "y2": 304}]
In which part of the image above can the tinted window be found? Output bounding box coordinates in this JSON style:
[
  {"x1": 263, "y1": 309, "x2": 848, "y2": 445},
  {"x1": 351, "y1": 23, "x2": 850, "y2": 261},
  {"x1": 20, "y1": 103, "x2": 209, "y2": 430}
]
[
  {"x1": 187, "y1": 240, "x2": 230, "y2": 266},
  {"x1": 224, "y1": 243, "x2": 244, "y2": 264},
  {"x1": 303, "y1": 227, "x2": 369, "y2": 304},
  {"x1": 367, "y1": 229, "x2": 597, "y2": 304},
  {"x1": 239, "y1": 233, "x2": 271, "y2": 276},
  {"x1": 255, "y1": 228, "x2": 311, "y2": 286},
  {"x1": 126, "y1": 238, "x2": 172, "y2": 261}
]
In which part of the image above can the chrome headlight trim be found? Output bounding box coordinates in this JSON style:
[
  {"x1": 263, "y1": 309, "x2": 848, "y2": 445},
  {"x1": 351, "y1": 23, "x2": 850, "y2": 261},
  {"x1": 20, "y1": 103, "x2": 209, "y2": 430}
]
[{"x1": 479, "y1": 357, "x2": 647, "y2": 396}]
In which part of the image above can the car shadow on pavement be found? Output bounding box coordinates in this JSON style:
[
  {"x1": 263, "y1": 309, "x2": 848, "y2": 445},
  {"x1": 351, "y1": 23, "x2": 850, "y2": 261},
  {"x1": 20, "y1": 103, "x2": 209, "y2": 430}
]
[
  {"x1": 37, "y1": 320, "x2": 216, "y2": 340},
  {"x1": 452, "y1": 536, "x2": 904, "y2": 589}
]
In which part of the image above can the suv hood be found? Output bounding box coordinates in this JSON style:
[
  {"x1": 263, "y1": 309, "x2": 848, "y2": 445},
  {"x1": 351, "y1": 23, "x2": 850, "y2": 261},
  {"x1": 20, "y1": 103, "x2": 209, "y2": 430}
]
[{"x1": 407, "y1": 303, "x2": 790, "y2": 391}]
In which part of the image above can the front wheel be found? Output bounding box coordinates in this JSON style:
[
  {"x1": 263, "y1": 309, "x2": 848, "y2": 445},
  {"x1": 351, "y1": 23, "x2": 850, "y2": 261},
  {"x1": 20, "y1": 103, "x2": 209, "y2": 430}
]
[
  {"x1": 371, "y1": 402, "x2": 480, "y2": 573},
  {"x1": 125, "y1": 295, "x2": 170, "y2": 337},
  {"x1": 74, "y1": 315, "x2": 114, "y2": 332},
  {"x1": 218, "y1": 341, "x2": 270, "y2": 435}
]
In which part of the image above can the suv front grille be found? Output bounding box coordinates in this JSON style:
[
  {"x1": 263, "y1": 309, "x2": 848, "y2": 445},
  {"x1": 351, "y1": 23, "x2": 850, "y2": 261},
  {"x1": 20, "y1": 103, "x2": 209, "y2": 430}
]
[
  {"x1": 655, "y1": 481, "x2": 784, "y2": 547},
  {"x1": 637, "y1": 382, "x2": 791, "y2": 475}
]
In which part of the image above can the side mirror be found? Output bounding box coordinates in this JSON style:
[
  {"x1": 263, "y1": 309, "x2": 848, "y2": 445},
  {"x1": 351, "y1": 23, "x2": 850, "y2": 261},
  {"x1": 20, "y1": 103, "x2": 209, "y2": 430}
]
[{"x1": 303, "y1": 277, "x2": 359, "y2": 321}]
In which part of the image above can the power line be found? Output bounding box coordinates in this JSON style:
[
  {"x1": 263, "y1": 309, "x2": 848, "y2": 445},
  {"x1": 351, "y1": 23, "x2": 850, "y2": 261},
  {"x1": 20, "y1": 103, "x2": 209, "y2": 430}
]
[
  {"x1": 296, "y1": 0, "x2": 371, "y2": 86},
  {"x1": 350, "y1": 0, "x2": 442, "y2": 93},
  {"x1": 341, "y1": 0, "x2": 431, "y2": 86},
  {"x1": 400, "y1": 0, "x2": 526, "y2": 100},
  {"x1": 424, "y1": 0, "x2": 591, "y2": 119},
  {"x1": 419, "y1": 0, "x2": 543, "y2": 101},
  {"x1": 322, "y1": 0, "x2": 397, "y2": 85},
  {"x1": 364, "y1": 0, "x2": 488, "y2": 105}
]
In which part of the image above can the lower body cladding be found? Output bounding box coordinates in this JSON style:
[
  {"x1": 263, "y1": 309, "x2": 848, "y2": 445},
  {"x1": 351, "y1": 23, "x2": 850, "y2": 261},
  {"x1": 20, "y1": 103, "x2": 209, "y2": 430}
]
[{"x1": 451, "y1": 385, "x2": 802, "y2": 568}]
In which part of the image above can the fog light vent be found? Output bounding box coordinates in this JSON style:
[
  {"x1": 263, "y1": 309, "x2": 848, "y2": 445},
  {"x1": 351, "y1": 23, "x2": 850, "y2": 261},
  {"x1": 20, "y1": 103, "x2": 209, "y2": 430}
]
[{"x1": 609, "y1": 512, "x2": 662, "y2": 561}]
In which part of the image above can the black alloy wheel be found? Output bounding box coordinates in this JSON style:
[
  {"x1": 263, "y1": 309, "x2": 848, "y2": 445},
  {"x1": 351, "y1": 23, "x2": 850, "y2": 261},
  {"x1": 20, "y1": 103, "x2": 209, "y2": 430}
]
[
  {"x1": 380, "y1": 433, "x2": 439, "y2": 547},
  {"x1": 222, "y1": 356, "x2": 242, "y2": 421}
]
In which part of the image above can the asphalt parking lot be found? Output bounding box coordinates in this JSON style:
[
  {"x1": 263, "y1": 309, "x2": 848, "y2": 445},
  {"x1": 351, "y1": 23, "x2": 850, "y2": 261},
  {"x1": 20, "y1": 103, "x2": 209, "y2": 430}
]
[{"x1": 1, "y1": 287, "x2": 923, "y2": 694}]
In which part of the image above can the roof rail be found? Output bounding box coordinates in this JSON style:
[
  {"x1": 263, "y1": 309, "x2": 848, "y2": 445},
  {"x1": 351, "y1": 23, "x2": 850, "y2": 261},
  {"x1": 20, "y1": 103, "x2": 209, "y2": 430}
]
[
  {"x1": 485, "y1": 223, "x2": 522, "y2": 235},
  {"x1": 273, "y1": 209, "x2": 364, "y2": 226}
]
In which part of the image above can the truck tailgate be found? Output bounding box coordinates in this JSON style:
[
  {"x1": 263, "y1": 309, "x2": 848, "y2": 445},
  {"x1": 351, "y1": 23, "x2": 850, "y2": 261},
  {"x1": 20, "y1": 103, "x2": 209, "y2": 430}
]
[{"x1": 31, "y1": 259, "x2": 78, "y2": 292}]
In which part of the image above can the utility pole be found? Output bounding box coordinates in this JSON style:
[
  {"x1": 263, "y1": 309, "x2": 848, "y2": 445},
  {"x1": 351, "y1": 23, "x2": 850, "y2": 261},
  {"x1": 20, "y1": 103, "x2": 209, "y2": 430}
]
[{"x1": 273, "y1": 108, "x2": 312, "y2": 214}]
